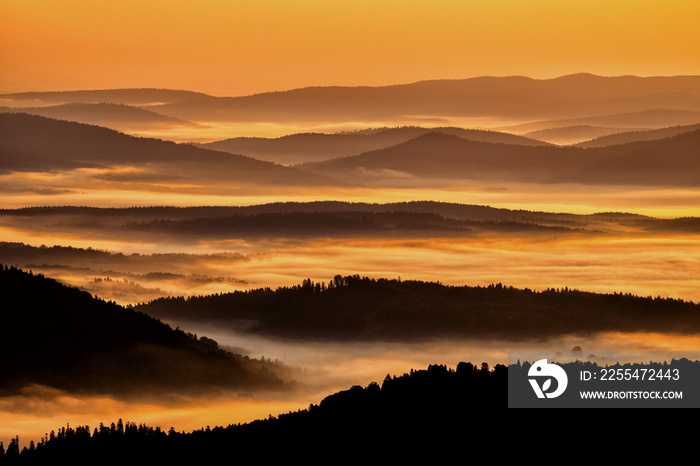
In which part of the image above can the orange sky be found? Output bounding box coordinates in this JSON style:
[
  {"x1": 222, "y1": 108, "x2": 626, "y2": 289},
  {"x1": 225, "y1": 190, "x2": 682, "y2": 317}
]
[{"x1": 1, "y1": 0, "x2": 700, "y2": 96}]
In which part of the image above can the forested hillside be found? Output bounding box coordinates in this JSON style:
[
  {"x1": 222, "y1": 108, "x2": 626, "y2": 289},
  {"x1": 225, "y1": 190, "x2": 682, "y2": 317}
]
[
  {"x1": 139, "y1": 275, "x2": 700, "y2": 342},
  {"x1": 0, "y1": 265, "x2": 289, "y2": 396},
  {"x1": 0, "y1": 361, "x2": 506, "y2": 462}
]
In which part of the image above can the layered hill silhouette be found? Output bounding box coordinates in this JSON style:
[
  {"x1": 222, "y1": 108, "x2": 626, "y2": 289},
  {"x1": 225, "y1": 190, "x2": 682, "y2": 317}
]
[
  {"x1": 194, "y1": 126, "x2": 550, "y2": 165},
  {"x1": 523, "y1": 125, "x2": 630, "y2": 145},
  {"x1": 0, "y1": 113, "x2": 337, "y2": 186},
  {"x1": 137, "y1": 275, "x2": 700, "y2": 342},
  {"x1": 0, "y1": 89, "x2": 209, "y2": 107},
  {"x1": 119, "y1": 208, "x2": 578, "y2": 239},
  {"x1": 576, "y1": 123, "x2": 700, "y2": 148},
  {"x1": 2, "y1": 202, "x2": 696, "y2": 246},
  {"x1": 0, "y1": 103, "x2": 201, "y2": 132},
  {"x1": 140, "y1": 74, "x2": 700, "y2": 123},
  {"x1": 300, "y1": 130, "x2": 700, "y2": 186},
  {"x1": 497, "y1": 109, "x2": 700, "y2": 135},
  {"x1": 0, "y1": 265, "x2": 290, "y2": 397}
]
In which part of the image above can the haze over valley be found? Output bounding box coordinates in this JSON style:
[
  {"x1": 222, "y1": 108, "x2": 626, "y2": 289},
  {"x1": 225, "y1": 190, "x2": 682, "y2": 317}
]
[{"x1": 2, "y1": 0, "x2": 700, "y2": 451}]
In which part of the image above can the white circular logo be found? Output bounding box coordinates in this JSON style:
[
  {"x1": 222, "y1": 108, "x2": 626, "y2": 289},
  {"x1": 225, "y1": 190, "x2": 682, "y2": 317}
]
[{"x1": 528, "y1": 359, "x2": 568, "y2": 399}]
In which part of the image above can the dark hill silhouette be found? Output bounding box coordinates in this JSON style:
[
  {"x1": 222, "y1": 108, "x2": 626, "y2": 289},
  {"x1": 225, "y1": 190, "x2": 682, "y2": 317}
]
[
  {"x1": 4, "y1": 202, "x2": 696, "y2": 246},
  {"x1": 576, "y1": 123, "x2": 700, "y2": 148},
  {"x1": 137, "y1": 275, "x2": 700, "y2": 342},
  {"x1": 0, "y1": 103, "x2": 201, "y2": 131},
  {"x1": 0, "y1": 200, "x2": 650, "y2": 225},
  {"x1": 572, "y1": 128, "x2": 700, "y2": 185},
  {"x1": 299, "y1": 130, "x2": 700, "y2": 186},
  {"x1": 194, "y1": 126, "x2": 551, "y2": 165},
  {"x1": 119, "y1": 209, "x2": 578, "y2": 239},
  {"x1": 0, "y1": 113, "x2": 338, "y2": 186},
  {"x1": 145, "y1": 75, "x2": 700, "y2": 123},
  {"x1": 2, "y1": 361, "x2": 507, "y2": 462},
  {"x1": 0, "y1": 264, "x2": 289, "y2": 397}
]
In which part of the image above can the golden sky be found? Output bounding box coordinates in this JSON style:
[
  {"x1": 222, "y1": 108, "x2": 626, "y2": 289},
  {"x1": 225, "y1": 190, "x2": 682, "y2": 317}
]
[{"x1": 1, "y1": 0, "x2": 700, "y2": 96}]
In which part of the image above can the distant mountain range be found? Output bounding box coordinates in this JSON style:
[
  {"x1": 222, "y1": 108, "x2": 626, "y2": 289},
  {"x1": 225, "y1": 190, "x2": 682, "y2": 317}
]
[
  {"x1": 128, "y1": 74, "x2": 700, "y2": 123},
  {"x1": 2, "y1": 112, "x2": 699, "y2": 189},
  {"x1": 3, "y1": 74, "x2": 698, "y2": 127},
  {"x1": 2, "y1": 75, "x2": 699, "y2": 149},
  {"x1": 0, "y1": 88, "x2": 208, "y2": 106}
]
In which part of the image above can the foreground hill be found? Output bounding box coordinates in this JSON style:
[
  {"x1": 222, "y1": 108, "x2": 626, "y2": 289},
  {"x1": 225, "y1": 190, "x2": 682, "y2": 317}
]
[
  {"x1": 0, "y1": 265, "x2": 289, "y2": 397},
  {"x1": 0, "y1": 113, "x2": 337, "y2": 186},
  {"x1": 0, "y1": 103, "x2": 200, "y2": 132},
  {"x1": 195, "y1": 126, "x2": 550, "y2": 165},
  {"x1": 300, "y1": 130, "x2": 700, "y2": 186},
  {"x1": 2, "y1": 361, "x2": 507, "y2": 461},
  {"x1": 138, "y1": 275, "x2": 700, "y2": 342}
]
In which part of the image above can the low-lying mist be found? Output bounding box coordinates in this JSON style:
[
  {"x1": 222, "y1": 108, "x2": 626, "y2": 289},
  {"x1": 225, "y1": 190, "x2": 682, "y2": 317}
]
[
  {"x1": 1, "y1": 230, "x2": 698, "y2": 305},
  {"x1": 3, "y1": 327, "x2": 699, "y2": 449}
]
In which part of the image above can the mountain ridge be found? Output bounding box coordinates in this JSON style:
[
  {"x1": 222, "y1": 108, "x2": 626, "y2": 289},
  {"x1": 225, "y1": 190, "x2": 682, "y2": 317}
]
[
  {"x1": 148, "y1": 74, "x2": 700, "y2": 122},
  {"x1": 193, "y1": 126, "x2": 551, "y2": 164},
  {"x1": 0, "y1": 113, "x2": 340, "y2": 186},
  {"x1": 299, "y1": 129, "x2": 700, "y2": 186}
]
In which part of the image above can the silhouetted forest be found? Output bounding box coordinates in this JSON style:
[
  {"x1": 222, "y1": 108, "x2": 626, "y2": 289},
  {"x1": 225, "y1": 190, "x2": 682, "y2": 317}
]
[
  {"x1": 9, "y1": 201, "x2": 696, "y2": 243},
  {"x1": 0, "y1": 361, "x2": 506, "y2": 462},
  {"x1": 0, "y1": 200, "x2": 595, "y2": 224},
  {"x1": 121, "y1": 210, "x2": 578, "y2": 238},
  {"x1": 0, "y1": 265, "x2": 289, "y2": 397},
  {"x1": 138, "y1": 275, "x2": 700, "y2": 342}
]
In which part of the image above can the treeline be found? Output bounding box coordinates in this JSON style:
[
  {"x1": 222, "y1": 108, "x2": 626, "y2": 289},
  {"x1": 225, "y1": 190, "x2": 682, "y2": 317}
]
[
  {"x1": 120, "y1": 210, "x2": 578, "y2": 237},
  {"x1": 139, "y1": 274, "x2": 700, "y2": 342},
  {"x1": 0, "y1": 264, "x2": 288, "y2": 396},
  {"x1": 122, "y1": 210, "x2": 471, "y2": 235},
  {"x1": 0, "y1": 202, "x2": 593, "y2": 236},
  {"x1": 0, "y1": 361, "x2": 506, "y2": 462}
]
